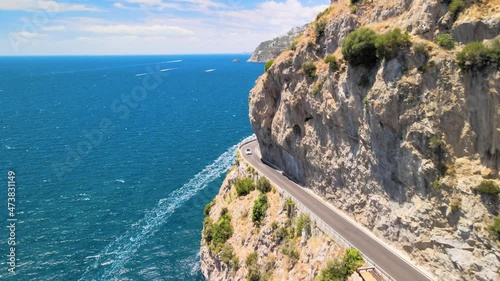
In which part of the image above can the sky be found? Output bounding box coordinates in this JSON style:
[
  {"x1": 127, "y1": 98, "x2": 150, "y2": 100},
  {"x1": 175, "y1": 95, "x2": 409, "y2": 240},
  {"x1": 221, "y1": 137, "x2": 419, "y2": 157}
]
[{"x1": 0, "y1": 0, "x2": 330, "y2": 55}]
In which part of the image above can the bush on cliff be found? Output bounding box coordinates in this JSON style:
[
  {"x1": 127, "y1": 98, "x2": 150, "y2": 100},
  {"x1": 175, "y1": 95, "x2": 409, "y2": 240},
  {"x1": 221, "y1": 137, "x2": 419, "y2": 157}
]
[
  {"x1": 315, "y1": 19, "x2": 328, "y2": 38},
  {"x1": 436, "y1": 34, "x2": 456, "y2": 50},
  {"x1": 489, "y1": 216, "x2": 500, "y2": 238},
  {"x1": 476, "y1": 180, "x2": 500, "y2": 195},
  {"x1": 264, "y1": 59, "x2": 274, "y2": 72},
  {"x1": 324, "y1": 54, "x2": 340, "y2": 71},
  {"x1": 456, "y1": 39, "x2": 500, "y2": 70},
  {"x1": 204, "y1": 200, "x2": 215, "y2": 217},
  {"x1": 208, "y1": 213, "x2": 233, "y2": 252},
  {"x1": 236, "y1": 177, "x2": 255, "y2": 196},
  {"x1": 375, "y1": 28, "x2": 411, "y2": 59},
  {"x1": 302, "y1": 61, "x2": 317, "y2": 78},
  {"x1": 318, "y1": 248, "x2": 364, "y2": 281},
  {"x1": 252, "y1": 194, "x2": 269, "y2": 226},
  {"x1": 342, "y1": 28, "x2": 378, "y2": 66},
  {"x1": 256, "y1": 177, "x2": 272, "y2": 193}
]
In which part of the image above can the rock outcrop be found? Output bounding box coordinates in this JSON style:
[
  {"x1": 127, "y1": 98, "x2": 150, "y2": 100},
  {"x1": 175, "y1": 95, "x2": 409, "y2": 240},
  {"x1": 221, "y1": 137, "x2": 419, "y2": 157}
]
[
  {"x1": 248, "y1": 0, "x2": 500, "y2": 280},
  {"x1": 200, "y1": 156, "x2": 364, "y2": 281},
  {"x1": 247, "y1": 25, "x2": 306, "y2": 63}
]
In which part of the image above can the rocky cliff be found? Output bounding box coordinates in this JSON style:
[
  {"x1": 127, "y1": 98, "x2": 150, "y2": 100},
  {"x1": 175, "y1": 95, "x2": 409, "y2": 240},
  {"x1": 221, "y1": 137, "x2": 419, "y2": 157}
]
[
  {"x1": 247, "y1": 25, "x2": 306, "y2": 63},
  {"x1": 248, "y1": 0, "x2": 500, "y2": 280},
  {"x1": 200, "y1": 155, "x2": 369, "y2": 281}
]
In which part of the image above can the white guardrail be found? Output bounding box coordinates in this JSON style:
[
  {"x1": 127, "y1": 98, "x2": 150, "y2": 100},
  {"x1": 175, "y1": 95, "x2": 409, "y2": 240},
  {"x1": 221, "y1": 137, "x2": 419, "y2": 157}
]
[{"x1": 238, "y1": 137, "x2": 397, "y2": 281}]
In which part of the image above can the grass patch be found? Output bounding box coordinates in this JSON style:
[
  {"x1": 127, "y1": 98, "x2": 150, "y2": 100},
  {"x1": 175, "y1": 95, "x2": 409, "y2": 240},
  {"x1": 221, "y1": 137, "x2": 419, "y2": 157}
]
[
  {"x1": 489, "y1": 216, "x2": 500, "y2": 238},
  {"x1": 302, "y1": 61, "x2": 317, "y2": 78},
  {"x1": 313, "y1": 80, "x2": 323, "y2": 95},
  {"x1": 284, "y1": 197, "x2": 296, "y2": 218},
  {"x1": 324, "y1": 54, "x2": 340, "y2": 71},
  {"x1": 449, "y1": 0, "x2": 466, "y2": 17},
  {"x1": 315, "y1": 19, "x2": 328, "y2": 39},
  {"x1": 450, "y1": 196, "x2": 462, "y2": 212},
  {"x1": 316, "y1": 7, "x2": 332, "y2": 20}
]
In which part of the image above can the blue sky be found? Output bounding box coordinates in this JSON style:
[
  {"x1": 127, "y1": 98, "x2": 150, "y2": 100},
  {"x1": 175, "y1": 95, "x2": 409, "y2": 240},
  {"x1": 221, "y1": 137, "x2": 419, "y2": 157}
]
[{"x1": 0, "y1": 0, "x2": 330, "y2": 55}]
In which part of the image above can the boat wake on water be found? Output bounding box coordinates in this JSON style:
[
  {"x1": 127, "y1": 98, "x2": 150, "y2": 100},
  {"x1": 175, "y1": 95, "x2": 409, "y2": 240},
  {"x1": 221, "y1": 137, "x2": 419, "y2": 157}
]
[{"x1": 78, "y1": 141, "x2": 243, "y2": 280}]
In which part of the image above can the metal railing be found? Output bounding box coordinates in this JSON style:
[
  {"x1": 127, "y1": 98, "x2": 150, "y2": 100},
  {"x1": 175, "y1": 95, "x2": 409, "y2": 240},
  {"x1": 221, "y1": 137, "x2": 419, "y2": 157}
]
[
  {"x1": 277, "y1": 188, "x2": 397, "y2": 281},
  {"x1": 239, "y1": 139, "x2": 434, "y2": 281}
]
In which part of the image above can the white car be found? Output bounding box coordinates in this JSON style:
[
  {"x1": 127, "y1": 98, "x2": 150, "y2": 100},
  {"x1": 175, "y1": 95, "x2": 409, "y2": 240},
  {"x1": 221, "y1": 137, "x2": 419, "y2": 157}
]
[{"x1": 245, "y1": 148, "x2": 252, "y2": 155}]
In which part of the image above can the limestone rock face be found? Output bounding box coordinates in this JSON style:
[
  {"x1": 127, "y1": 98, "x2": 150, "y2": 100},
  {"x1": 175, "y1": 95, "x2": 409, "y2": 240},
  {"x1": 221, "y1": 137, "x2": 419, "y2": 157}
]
[
  {"x1": 249, "y1": 0, "x2": 500, "y2": 280},
  {"x1": 247, "y1": 25, "x2": 306, "y2": 63}
]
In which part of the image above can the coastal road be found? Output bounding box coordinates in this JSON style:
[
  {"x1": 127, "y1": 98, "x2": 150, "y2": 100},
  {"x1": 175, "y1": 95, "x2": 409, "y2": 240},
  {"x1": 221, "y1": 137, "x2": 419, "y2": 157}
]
[{"x1": 240, "y1": 140, "x2": 433, "y2": 281}]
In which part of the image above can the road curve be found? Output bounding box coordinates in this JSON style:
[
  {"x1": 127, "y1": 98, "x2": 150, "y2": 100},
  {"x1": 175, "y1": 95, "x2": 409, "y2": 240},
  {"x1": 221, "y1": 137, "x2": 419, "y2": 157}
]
[{"x1": 240, "y1": 140, "x2": 433, "y2": 281}]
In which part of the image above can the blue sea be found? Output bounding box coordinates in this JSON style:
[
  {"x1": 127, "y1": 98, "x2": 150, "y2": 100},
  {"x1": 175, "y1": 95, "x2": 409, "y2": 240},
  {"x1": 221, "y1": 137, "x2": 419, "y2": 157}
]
[{"x1": 0, "y1": 55, "x2": 262, "y2": 280}]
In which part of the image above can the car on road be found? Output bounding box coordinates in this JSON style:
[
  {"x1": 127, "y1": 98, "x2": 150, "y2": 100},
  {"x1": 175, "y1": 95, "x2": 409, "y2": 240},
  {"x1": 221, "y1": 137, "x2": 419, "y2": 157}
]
[{"x1": 245, "y1": 148, "x2": 252, "y2": 155}]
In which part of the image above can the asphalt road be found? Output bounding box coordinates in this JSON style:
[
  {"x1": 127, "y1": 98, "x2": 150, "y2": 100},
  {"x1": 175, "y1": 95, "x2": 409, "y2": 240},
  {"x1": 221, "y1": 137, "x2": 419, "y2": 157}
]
[{"x1": 240, "y1": 140, "x2": 433, "y2": 281}]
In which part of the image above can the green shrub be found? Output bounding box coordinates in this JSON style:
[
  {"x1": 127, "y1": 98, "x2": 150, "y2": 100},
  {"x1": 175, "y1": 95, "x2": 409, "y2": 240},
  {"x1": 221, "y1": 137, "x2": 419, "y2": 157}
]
[
  {"x1": 220, "y1": 207, "x2": 228, "y2": 216},
  {"x1": 317, "y1": 248, "x2": 363, "y2": 281},
  {"x1": 324, "y1": 54, "x2": 340, "y2": 71},
  {"x1": 281, "y1": 244, "x2": 299, "y2": 260},
  {"x1": 273, "y1": 226, "x2": 288, "y2": 242},
  {"x1": 235, "y1": 177, "x2": 255, "y2": 196},
  {"x1": 264, "y1": 59, "x2": 274, "y2": 72},
  {"x1": 316, "y1": 7, "x2": 332, "y2": 20},
  {"x1": 342, "y1": 28, "x2": 378, "y2": 66},
  {"x1": 436, "y1": 34, "x2": 456, "y2": 50},
  {"x1": 252, "y1": 194, "x2": 269, "y2": 225},
  {"x1": 295, "y1": 214, "x2": 311, "y2": 237},
  {"x1": 246, "y1": 252, "x2": 260, "y2": 281},
  {"x1": 284, "y1": 197, "x2": 295, "y2": 218},
  {"x1": 211, "y1": 213, "x2": 233, "y2": 252},
  {"x1": 302, "y1": 61, "x2": 317, "y2": 78},
  {"x1": 456, "y1": 40, "x2": 500, "y2": 70},
  {"x1": 203, "y1": 217, "x2": 214, "y2": 243},
  {"x1": 449, "y1": 0, "x2": 465, "y2": 16},
  {"x1": 204, "y1": 200, "x2": 215, "y2": 217},
  {"x1": 375, "y1": 28, "x2": 410, "y2": 60},
  {"x1": 476, "y1": 180, "x2": 500, "y2": 195},
  {"x1": 489, "y1": 216, "x2": 500, "y2": 238},
  {"x1": 220, "y1": 244, "x2": 239, "y2": 271},
  {"x1": 431, "y1": 178, "x2": 442, "y2": 190},
  {"x1": 317, "y1": 259, "x2": 346, "y2": 281},
  {"x1": 289, "y1": 40, "x2": 297, "y2": 51},
  {"x1": 315, "y1": 19, "x2": 328, "y2": 38},
  {"x1": 256, "y1": 177, "x2": 272, "y2": 193},
  {"x1": 343, "y1": 248, "x2": 364, "y2": 275}
]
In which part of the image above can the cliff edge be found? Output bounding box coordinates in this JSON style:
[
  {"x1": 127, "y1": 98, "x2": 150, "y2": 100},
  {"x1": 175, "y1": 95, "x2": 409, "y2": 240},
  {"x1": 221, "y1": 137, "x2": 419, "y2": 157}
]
[
  {"x1": 247, "y1": 25, "x2": 306, "y2": 63},
  {"x1": 249, "y1": 0, "x2": 499, "y2": 280}
]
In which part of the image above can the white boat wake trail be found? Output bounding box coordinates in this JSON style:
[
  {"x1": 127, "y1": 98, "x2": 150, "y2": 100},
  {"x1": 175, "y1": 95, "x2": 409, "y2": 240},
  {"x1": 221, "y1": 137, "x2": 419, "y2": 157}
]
[{"x1": 79, "y1": 142, "x2": 241, "y2": 281}]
